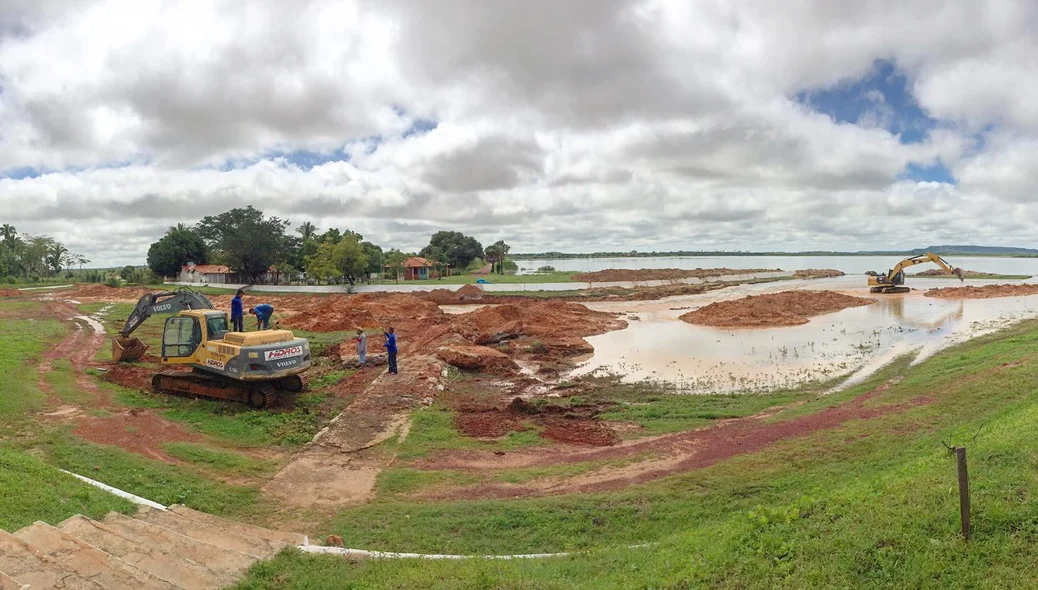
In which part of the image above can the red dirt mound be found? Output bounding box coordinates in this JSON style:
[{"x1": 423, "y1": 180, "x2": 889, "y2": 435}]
[
  {"x1": 420, "y1": 284, "x2": 487, "y2": 305},
  {"x1": 793, "y1": 269, "x2": 844, "y2": 279},
  {"x1": 287, "y1": 292, "x2": 445, "y2": 332},
  {"x1": 0, "y1": 288, "x2": 21, "y2": 297},
  {"x1": 454, "y1": 301, "x2": 627, "y2": 345},
  {"x1": 681, "y1": 290, "x2": 874, "y2": 328},
  {"x1": 925, "y1": 284, "x2": 1038, "y2": 299},
  {"x1": 572, "y1": 268, "x2": 777, "y2": 282},
  {"x1": 436, "y1": 345, "x2": 518, "y2": 375}
]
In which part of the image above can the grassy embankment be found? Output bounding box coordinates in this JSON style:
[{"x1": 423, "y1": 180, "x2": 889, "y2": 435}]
[
  {"x1": 0, "y1": 296, "x2": 360, "y2": 532},
  {"x1": 234, "y1": 319, "x2": 1038, "y2": 588}
]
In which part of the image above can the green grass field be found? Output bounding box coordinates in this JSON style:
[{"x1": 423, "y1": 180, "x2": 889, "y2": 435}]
[{"x1": 233, "y1": 319, "x2": 1038, "y2": 588}]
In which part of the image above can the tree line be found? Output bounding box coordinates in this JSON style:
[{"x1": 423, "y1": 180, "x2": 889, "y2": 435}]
[
  {"x1": 146, "y1": 206, "x2": 513, "y2": 285},
  {"x1": 0, "y1": 223, "x2": 90, "y2": 283}
]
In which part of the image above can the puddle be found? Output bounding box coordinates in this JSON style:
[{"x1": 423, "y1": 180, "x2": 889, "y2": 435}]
[
  {"x1": 440, "y1": 304, "x2": 493, "y2": 315},
  {"x1": 571, "y1": 280, "x2": 1038, "y2": 393}
]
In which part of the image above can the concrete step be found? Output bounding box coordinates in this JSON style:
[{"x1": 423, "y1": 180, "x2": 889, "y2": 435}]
[
  {"x1": 57, "y1": 515, "x2": 234, "y2": 590},
  {"x1": 134, "y1": 506, "x2": 286, "y2": 559},
  {"x1": 0, "y1": 529, "x2": 105, "y2": 589},
  {"x1": 14, "y1": 521, "x2": 176, "y2": 590},
  {"x1": 0, "y1": 571, "x2": 27, "y2": 590},
  {"x1": 101, "y1": 512, "x2": 257, "y2": 577},
  {"x1": 167, "y1": 505, "x2": 306, "y2": 546}
]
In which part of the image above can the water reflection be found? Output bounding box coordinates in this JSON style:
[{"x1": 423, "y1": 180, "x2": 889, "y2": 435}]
[{"x1": 571, "y1": 289, "x2": 1038, "y2": 394}]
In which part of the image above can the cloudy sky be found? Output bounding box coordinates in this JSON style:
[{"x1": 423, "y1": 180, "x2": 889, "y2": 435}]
[{"x1": 1, "y1": 0, "x2": 1037, "y2": 266}]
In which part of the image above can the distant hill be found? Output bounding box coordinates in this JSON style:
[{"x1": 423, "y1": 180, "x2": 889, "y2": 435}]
[
  {"x1": 911, "y1": 245, "x2": 1038, "y2": 256},
  {"x1": 513, "y1": 245, "x2": 1038, "y2": 259}
]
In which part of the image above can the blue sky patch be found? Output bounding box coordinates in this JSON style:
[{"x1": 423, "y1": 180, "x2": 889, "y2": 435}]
[
  {"x1": 900, "y1": 161, "x2": 955, "y2": 184},
  {"x1": 796, "y1": 59, "x2": 937, "y2": 144}
]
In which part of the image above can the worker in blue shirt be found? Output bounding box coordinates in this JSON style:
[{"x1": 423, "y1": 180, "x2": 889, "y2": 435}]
[
  {"x1": 230, "y1": 289, "x2": 244, "y2": 332},
  {"x1": 383, "y1": 326, "x2": 398, "y2": 374},
  {"x1": 249, "y1": 303, "x2": 275, "y2": 330}
]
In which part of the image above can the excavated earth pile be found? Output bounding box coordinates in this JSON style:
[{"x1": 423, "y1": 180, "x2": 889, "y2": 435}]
[
  {"x1": 793, "y1": 269, "x2": 845, "y2": 279},
  {"x1": 681, "y1": 290, "x2": 875, "y2": 328},
  {"x1": 286, "y1": 293, "x2": 627, "y2": 373},
  {"x1": 572, "y1": 267, "x2": 778, "y2": 282},
  {"x1": 925, "y1": 284, "x2": 1038, "y2": 299}
]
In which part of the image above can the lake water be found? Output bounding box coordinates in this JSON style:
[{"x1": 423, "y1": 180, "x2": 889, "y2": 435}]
[
  {"x1": 516, "y1": 255, "x2": 1038, "y2": 277},
  {"x1": 567, "y1": 275, "x2": 1038, "y2": 393}
]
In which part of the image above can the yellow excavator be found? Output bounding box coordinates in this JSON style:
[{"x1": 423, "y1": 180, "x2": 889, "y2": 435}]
[
  {"x1": 112, "y1": 288, "x2": 311, "y2": 408},
  {"x1": 866, "y1": 252, "x2": 964, "y2": 294}
]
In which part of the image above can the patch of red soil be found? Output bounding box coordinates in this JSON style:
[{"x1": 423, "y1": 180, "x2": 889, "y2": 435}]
[
  {"x1": 924, "y1": 284, "x2": 1038, "y2": 299},
  {"x1": 289, "y1": 293, "x2": 625, "y2": 372},
  {"x1": 454, "y1": 398, "x2": 618, "y2": 447},
  {"x1": 0, "y1": 288, "x2": 22, "y2": 297},
  {"x1": 572, "y1": 268, "x2": 777, "y2": 282},
  {"x1": 681, "y1": 290, "x2": 874, "y2": 328},
  {"x1": 421, "y1": 284, "x2": 488, "y2": 305},
  {"x1": 453, "y1": 301, "x2": 627, "y2": 344},
  {"x1": 73, "y1": 409, "x2": 200, "y2": 463},
  {"x1": 793, "y1": 269, "x2": 845, "y2": 279},
  {"x1": 423, "y1": 381, "x2": 932, "y2": 497}
]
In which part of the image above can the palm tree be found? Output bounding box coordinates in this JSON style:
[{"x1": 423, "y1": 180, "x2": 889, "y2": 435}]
[
  {"x1": 296, "y1": 221, "x2": 317, "y2": 242},
  {"x1": 1, "y1": 224, "x2": 16, "y2": 246}
]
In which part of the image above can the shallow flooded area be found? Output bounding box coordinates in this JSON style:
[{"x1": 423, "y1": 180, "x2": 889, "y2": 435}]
[{"x1": 571, "y1": 276, "x2": 1038, "y2": 393}]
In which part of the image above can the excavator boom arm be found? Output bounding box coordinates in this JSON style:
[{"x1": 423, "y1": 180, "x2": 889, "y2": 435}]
[
  {"x1": 118, "y1": 288, "x2": 216, "y2": 338},
  {"x1": 886, "y1": 253, "x2": 963, "y2": 282}
]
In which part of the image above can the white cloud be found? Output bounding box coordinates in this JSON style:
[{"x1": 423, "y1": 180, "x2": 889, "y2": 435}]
[{"x1": 0, "y1": 0, "x2": 1037, "y2": 265}]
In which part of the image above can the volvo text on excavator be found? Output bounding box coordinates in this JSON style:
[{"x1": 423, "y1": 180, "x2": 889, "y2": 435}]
[
  {"x1": 112, "y1": 288, "x2": 311, "y2": 408},
  {"x1": 866, "y1": 252, "x2": 964, "y2": 294}
]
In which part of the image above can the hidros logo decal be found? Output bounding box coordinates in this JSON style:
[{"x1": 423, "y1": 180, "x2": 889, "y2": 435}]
[{"x1": 264, "y1": 346, "x2": 303, "y2": 361}]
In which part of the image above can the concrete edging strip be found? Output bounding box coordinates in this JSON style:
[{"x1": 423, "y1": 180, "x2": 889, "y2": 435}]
[
  {"x1": 297, "y1": 545, "x2": 572, "y2": 560},
  {"x1": 60, "y1": 469, "x2": 168, "y2": 510}
]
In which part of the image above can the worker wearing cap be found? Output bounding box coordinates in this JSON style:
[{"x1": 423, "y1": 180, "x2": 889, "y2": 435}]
[{"x1": 249, "y1": 303, "x2": 275, "y2": 330}]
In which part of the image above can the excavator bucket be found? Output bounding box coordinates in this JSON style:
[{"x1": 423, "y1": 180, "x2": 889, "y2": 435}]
[
  {"x1": 953, "y1": 267, "x2": 965, "y2": 281},
  {"x1": 112, "y1": 337, "x2": 148, "y2": 362}
]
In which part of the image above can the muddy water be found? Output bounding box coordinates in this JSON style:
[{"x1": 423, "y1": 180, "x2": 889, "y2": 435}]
[{"x1": 571, "y1": 276, "x2": 1038, "y2": 393}]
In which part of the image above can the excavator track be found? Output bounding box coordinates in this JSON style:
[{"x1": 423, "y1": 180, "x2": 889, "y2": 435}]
[{"x1": 151, "y1": 370, "x2": 301, "y2": 409}]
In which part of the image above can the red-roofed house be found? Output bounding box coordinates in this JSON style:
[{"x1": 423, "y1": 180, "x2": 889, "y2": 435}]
[
  {"x1": 400, "y1": 256, "x2": 447, "y2": 281},
  {"x1": 177, "y1": 262, "x2": 285, "y2": 284}
]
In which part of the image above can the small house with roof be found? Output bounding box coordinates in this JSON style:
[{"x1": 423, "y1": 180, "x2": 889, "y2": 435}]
[
  {"x1": 401, "y1": 256, "x2": 448, "y2": 281},
  {"x1": 176, "y1": 262, "x2": 285, "y2": 285}
]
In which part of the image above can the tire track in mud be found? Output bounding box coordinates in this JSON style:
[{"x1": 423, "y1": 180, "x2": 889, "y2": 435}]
[{"x1": 36, "y1": 298, "x2": 198, "y2": 463}]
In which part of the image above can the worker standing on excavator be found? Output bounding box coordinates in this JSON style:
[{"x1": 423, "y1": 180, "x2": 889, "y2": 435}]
[
  {"x1": 230, "y1": 289, "x2": 244, "y2": 332},
  {"x1": 249, "y1": 303, "x2": 275, "y2": 330}
]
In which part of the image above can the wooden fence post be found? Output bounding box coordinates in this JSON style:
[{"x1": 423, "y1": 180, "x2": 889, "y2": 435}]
[{"x1": 956, "y1": 446, "x2": 971, "y2": 540}]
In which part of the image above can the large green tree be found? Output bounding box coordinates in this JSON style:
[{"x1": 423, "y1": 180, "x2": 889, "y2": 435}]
[
  {"x1": 382, "y1": 249, "x2": 409, "y2": 282},
  {"x1": 420, "y1": 231, "x2": 484, "y2": 271},
  {"x1": 195, "y1": 206, "x2": 291, "y2": 283},
  {"x1": 146, "y1": 224, "x2": 209, "y2": 278},
  {"x1": 304, "y1": 240, "x2": 340, "y2": 285},
  {"x1": 335, "y1": 234, "x2": 369, "y2": 285}
]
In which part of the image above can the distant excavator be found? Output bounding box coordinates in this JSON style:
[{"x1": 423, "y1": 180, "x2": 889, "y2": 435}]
[
  {"x1": 866, "y1": 252, "x2": 964, "y2": 294},
  {"x1": 111, "y1": 288, "x2": 311, "y2": 408}
]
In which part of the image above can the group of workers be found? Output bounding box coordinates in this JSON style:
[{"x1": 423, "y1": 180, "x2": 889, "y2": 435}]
[
  {"x1": 229, "y1": 289, "x2": 400, "y2": 374},
  {"x1": 230, "y1": 289, "x2": 276, "y2": 332}
]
